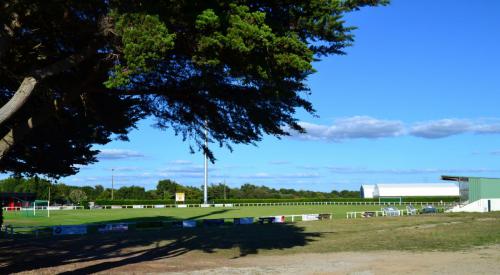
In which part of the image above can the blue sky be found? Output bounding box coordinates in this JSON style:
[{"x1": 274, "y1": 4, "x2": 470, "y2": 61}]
[{"x1": 65, "y1": 0, "x2": 500, "y2": 191}]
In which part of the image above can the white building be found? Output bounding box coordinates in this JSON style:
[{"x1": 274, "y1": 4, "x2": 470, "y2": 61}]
[
  {"x1": 360, "y1": 183, "x2": 459, "y2": 198},
  {"x1": 360, "y1": 184, "x2": 376, "y2": 198}
]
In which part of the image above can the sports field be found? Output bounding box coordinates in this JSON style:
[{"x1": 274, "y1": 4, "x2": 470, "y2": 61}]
[
  {"x1": 1, "y1": 212, "x2": 499, "y2": 274},
  {"x1": 4, "y1": 204, "x2": 400, "y2": 226}
]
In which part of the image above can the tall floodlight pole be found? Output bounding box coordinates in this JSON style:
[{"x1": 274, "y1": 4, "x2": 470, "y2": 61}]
[
  {"x1": 48, "y1": 185, "x2": 51, "y2": 218},
  {"x1": 203, "y1": 121, "x2": 208, "y2": 205},
  {"x1": 111, "y1": 168, "x2": 115, "y2": 200},
  {"x1": 223, "y1": 180, "x2": 227, "y2": 200}
]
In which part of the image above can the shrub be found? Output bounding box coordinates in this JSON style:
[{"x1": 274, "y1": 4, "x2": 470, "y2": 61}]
[
  {"x1": 94, "y1": 199, "x2": 201, "y2": 205},
  {"x1": 93, "y1": 196, "x2": 459, "y2": 205},
  {"x1": 213, "y1": 197, "x2": 459, "y2": 204}
]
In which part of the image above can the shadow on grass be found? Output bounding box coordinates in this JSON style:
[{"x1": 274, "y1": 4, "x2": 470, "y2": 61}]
[
  {"x1": 77, "y1": 208, "x2": 236, "y2": 224},
  {"x1": 0, "y1": 214, "x2": 320, "y2": 273}
]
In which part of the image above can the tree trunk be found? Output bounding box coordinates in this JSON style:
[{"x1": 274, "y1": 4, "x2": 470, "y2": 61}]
[
  {"x1": 0, "y1": 116, "x2": 36, "y2": 159},
  {"x1": 0, "y1": 48, "x2": 96, "y2": 161},
  {"x1": 0, "y1": 77, "x2": 37, "y2": 127},
  {"x1": 0, "y1": 48, "x2": 94, "y2": 128}
]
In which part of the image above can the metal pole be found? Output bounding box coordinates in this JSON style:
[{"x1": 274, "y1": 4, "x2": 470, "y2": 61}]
[
  {"x1": 111, "y1": 168, "x2": 114, "y2": 200},
  {"x1": 204, "y1": 122, "x2": 208, "y2": 205},
  {"x1": 48, "y1": 185, "x2": 50, "y2": 218}
]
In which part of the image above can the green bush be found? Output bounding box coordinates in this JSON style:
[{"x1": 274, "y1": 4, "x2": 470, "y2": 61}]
[
  {"x1": 93, "y1": 196, "x2": 459, "y2": 206},
  {"x1": 213, "y1": 198, "x2": 374, "y2": 203},
  {"x1": 81, "y1": 201, "x2": 90, "y2": 209},
  {"x1": 94, "y1": 199, "x2": 201, "y2": 205},
  {"x1": 213, "y1": 197, "x2": 459, "y2": 204}
]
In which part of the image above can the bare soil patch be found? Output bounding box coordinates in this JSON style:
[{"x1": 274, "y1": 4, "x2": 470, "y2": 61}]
[
  {"x1": 1, "y1": 213, "x2": 498, "y2": 274},
  {"x1": 7, "y1": 245, "x2": 500, "y2": 274}
]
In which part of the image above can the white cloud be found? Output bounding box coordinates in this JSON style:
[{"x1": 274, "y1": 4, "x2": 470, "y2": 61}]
[
  {"x1": 159, "y1": 165, "x2": 204, "y2": 173},
  {"x1": 269, "y1": 160, "x2": 291, "y2": 165},
  {"x1": 290, "y1": 116, "x2": 404, "y2": 142},
  {"x1": 169, "y1": 160, "x2": 193, "y2": 165},
  {"x1": 471, "y1": 119, "x2": 500, "y2": 134},
  {"x1": 409, "y1": 119, "x2": 471, "y2": 138},
  {"x1": 108, "y1": 166, "x2": 140, "y2": 172},
  {"x1": 98, "y1": 149, "x2": 145, "y2": 160},
  {"x1": 296, "y1": 165, "x2": 323, "y2": 170},
  {"x1": 157, "y1": 164, "x2": 220, "y2": 179},
  {"x1": 288, "y1": 116, "x2": 500, "y2": 141},
  {"x1": 236, "y1": 172, "x2": 321, "y2": 179},
  {"x1": 326, "y1": 166, "x2": 500, "y2": 174}
]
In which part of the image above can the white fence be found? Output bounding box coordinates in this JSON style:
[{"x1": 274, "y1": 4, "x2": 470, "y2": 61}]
[
  {"x1": 2, "y1": 205, "x2": 84, "y2": 211},
  {"x1": 229, "y1": 201, "x2": 452, "y2": 207},
  {"x1": 281, "y1": 213, "x2": 333, "y2": 222},
  {"x1": 96, "y1": 203, "x2": 236, "y2": 209},
  {"x1": 95, "y1": 201, "x2": 454, "y2": 209},
  {"x1": 2, "y1": 201, "x2": 455, "y2": 212},
  {"x1": 346, "y1": 209, "x2": 421, "y2": 219},
  {"x1": 1, "y1": 212, "x2": 333, "y2": 238}
]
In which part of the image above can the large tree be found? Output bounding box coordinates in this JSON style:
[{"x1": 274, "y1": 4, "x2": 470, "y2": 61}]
[{"x1": 0, "y1": 0, "x2": 387, "y2": 178}]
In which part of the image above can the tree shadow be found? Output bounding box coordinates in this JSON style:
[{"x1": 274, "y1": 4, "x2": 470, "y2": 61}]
[
  {"x1": 80, "y1": 208, "x2": 236, "y2": 224},
  {"x1": 0, "y1": 214, "x2": 321, "y2": 274}
]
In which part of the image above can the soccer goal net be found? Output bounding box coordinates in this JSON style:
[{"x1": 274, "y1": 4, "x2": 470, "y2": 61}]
[{"x1": 21, "y1": 200, "x2": 49, "y2": 217}]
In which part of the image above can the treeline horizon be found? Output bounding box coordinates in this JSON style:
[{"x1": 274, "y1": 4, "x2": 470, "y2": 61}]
[{"x1": 0, "y1": 177, "x2": 360, "y2": 204}]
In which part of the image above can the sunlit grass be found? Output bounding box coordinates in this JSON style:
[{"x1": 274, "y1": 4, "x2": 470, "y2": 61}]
[{"x1": 5, "y1": 204, "x2": 402, "y2": 226}]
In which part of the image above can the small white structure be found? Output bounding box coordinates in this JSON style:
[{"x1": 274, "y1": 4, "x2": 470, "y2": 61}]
[
  {"x1": 360, "y1": 184, "x2": 376, "y2": 198},
  {"x1": 448, "y1": 199, "x2": 500, "y2": 213},
  {"x1": 360, "y1": 183, "x2": 459, "y2": 198},
  {"x1": 373, "y1": 183, "x2": 459, "y2": 198}
]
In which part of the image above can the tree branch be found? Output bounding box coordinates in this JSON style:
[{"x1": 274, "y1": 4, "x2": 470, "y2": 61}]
[
  {"x1": 0, "y1": 77, "x2": 37, "y2": 127},
  {"x1": 0, "y1": 54, "x2": 101, "y2": 160},
  {"x1": 0, "y1": 24, "x2": 14, "y2": 60},
  {"x1": 0, "y1": 48, "x2": 95, "y2": 128},
  {"x1": 0, "y1": 117, "x2": 35, "y2": 160}
]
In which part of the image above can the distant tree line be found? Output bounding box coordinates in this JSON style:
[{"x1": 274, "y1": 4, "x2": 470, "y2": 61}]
[{"x1": 0, "y1": 177, "x2": 359, "y2": 204}]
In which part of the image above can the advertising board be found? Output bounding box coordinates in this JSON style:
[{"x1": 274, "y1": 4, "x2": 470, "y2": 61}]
[{"x1": 53, "y1": 225, "x2": 87, "y2": 236}]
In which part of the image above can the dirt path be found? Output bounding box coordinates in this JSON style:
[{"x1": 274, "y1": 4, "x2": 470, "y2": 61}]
[
  {"x1": 175, "y1": 246, "x2": 500, "y2": 275},
  {"x1": 134, "y1": 246, "x2": 500, "y2": 274},
  {"x1": 12, "y1": 245, "x2": 499, "y2": 274}
]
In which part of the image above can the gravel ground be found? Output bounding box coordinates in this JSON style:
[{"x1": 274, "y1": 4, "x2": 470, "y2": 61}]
[{"x1": 7, "y1": 245, "x2": 500, "y2": 274}]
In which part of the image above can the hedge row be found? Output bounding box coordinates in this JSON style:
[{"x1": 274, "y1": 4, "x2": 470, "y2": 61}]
[
  {"x1": 212, "y1": 197, "x2": 459, "y2": 204},
  {"x1": 212, "y1": 198, "x2": 372, "y2": 203},
  {"x1": 93, "y1": 197, "x2": 459, "y2": 205},
  {"x1": 94, "y1": 199, "x2": 201, "y2": 205}
]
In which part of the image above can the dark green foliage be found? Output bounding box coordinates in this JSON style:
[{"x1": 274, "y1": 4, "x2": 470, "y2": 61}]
[
  {"x1": 156, "y1": 179, "x2": 203, "y2": 201},
  {"x1": 68, "y1": 189, "x2": 88, "y2": 204},
  {"x1": 106, "y1": 12, "x2": 176, "y2": 87},
  {"x1": 0, "y1": 177, "x2": 458, "y2": 205},
  {"x1": 95, "y1": 196, "x2": 459, "y2": 205},
  {"x1": 0, "y1": 1, "x2": 145, "y2": 177},
  {"x1": 213, "y1": 198, "x2": 373, "y2": 203},
  {"x1": 0, "y1": 0, "x2": 387, "y2": 177},
  {"x1": 213, "y1": 197, "x2": 459, "y2": 204},
  {"x1": 214, "y1": 183, "x2": 360, "y2": 199},
  {"x1": 94, "y1": 199, "x2": 200, "y2": 205}
]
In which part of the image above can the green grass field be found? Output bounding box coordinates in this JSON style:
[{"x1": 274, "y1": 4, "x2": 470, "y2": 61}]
[
  {"x1": 4, "y1": 204, "x2": 404, "y2": 226},
  {"x1": 2, "y1": 208, "x2": 499, "y2": 273}
]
